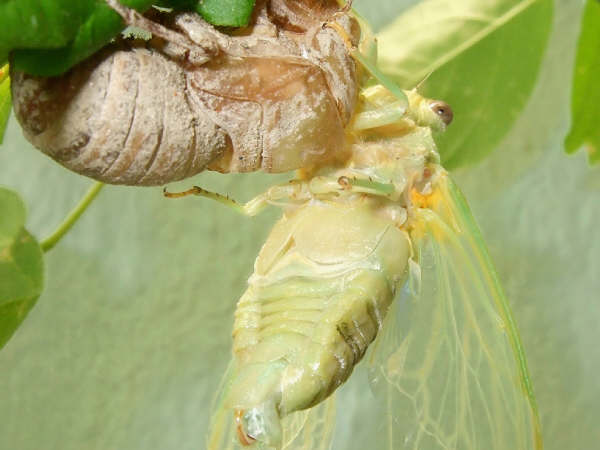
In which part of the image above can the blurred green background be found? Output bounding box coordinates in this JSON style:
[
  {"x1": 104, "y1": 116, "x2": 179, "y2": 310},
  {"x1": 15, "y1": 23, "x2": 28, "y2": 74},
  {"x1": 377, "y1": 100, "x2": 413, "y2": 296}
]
[{"x1": 0, "y1": 0, "x2": 598, "y2": 449}]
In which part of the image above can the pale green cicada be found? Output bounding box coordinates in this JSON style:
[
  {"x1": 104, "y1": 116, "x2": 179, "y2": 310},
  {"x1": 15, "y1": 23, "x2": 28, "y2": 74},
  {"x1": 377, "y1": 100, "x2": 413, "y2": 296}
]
[{"x1": 166, "y1": 9, "x2": 542, "y2": 450}]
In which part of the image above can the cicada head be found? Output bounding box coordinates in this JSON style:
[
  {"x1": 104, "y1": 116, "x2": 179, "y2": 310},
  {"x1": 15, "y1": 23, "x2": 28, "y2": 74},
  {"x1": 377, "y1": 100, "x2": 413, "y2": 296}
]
[
  {"x1": 405, "y1": 89, "x2": 453, "y2": 132},
  {"x1": 345, "y1": 86, "x2": 451, "y2": 194}
]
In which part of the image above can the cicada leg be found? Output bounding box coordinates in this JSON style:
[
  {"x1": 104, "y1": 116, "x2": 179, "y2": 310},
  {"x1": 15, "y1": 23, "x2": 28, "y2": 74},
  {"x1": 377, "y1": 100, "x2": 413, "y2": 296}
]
[
  {"x1": 323, "y1": 15, "x2": 410, "y2": 134},
  {"x1": 324, "y1": 8, "x2": 412, "y2": 132},
  {"x1": 350, "y1": 97, "x2": 408, "y2": 131},
  {"x1": 171, "y1": 13, "x2": 228, "y2": 51},
  {"x1": 164, "y1": 172, "x2": 402, "y2": 216},
  {"x1": 105, "y1": 0, "x2": 217, "y2": 65},
  {"x1": 163, "y1": 180, "x2": 311, "y2": 216},
  {"x1": 324, "y1": 20, "x2": 407, "y2": 102},
  {"x1": 308, "y1": 174, "x2": 398, "y2": 198}
]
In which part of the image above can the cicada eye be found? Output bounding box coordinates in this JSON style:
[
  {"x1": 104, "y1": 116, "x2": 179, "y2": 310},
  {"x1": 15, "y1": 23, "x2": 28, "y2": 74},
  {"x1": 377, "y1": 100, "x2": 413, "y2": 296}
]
[{"x1": 429, "y1": 101, "x2": 454, "y2": 126}]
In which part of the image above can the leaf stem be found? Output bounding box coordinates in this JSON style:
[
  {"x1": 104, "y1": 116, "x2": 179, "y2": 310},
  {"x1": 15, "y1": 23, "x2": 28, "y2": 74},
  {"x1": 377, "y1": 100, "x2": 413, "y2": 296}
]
[{"x1": 40, "y1": 182, "x2": 104, "y2": 252}]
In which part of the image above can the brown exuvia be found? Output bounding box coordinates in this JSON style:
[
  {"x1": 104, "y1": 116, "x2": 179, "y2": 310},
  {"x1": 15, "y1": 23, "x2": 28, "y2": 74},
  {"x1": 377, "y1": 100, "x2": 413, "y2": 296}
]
[{"x1": 10, "y1": 0, "x2": 359, "y2": 186}]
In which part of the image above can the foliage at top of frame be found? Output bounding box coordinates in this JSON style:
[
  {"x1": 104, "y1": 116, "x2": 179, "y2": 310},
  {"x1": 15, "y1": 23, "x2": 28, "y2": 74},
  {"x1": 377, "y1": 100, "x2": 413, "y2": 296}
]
[
  {"x1": 376, "y1": 0, "x2": 554, "y2": 169},
  {"x1": 0, "y1": 0, "x2": 255, "y2": 76}
]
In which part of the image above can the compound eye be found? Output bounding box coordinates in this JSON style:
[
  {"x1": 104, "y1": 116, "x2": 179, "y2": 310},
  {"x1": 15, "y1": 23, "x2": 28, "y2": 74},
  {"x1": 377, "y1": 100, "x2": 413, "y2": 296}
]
[{"x1": 430, "y1": 101, "x2": 454, "y2": 126}]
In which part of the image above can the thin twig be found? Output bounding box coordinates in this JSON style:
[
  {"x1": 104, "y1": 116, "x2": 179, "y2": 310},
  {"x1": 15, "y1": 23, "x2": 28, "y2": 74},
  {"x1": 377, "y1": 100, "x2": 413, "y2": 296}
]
[{"x1": 40, "y1": 182, "x2": 104, "y2": 252}]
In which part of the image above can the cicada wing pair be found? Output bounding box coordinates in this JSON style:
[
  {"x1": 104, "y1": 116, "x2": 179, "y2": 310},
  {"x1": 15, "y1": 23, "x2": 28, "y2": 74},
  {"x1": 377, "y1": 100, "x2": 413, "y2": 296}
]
[
  {"x1": 367, "y1": 172, "x2": 542, "y2": 450},
  {"x1": 208, "y1": 173, "x2": 542, "y2": 450}
]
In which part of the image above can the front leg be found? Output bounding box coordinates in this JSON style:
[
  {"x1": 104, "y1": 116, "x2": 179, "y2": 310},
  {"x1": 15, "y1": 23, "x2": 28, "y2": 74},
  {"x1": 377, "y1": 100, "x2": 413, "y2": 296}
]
[
  {"x1": 106, "y1": 0, "x2": 217, "y2": 65},
  {"x1": 308, "y1": 173, "x2": 402, "y2": 201},
  {"x1": 163, "y1": 180, "x2": 311, "y2": 217},
  {"x1": 172, "y1": 13, "x2": 229, "y2": 52},
  {"x1": 350, "y1": 85, "x2": 411, "y2": 131}
]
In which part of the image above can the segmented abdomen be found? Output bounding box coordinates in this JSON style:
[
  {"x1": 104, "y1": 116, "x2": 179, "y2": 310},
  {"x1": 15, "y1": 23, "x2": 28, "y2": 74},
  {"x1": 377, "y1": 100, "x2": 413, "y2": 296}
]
[
  {"x1": 227, "y1": 201, "x2": 411, "y2": 416},
  {"x1": 11, "y1": 44, "x2": 229, "y2": 186}
]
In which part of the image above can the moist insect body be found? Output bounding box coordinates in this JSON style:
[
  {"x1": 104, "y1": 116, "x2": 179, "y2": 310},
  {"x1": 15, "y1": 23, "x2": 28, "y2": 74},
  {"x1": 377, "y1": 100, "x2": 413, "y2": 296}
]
[{"x1": 171, "y1": 83, "x2": 541, "y2": 449}]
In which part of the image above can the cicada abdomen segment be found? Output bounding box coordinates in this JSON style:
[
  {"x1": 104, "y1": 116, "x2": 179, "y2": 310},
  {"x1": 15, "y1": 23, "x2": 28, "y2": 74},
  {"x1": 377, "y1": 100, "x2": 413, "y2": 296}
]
[
  {"x1": 225, "y1": 201, "x2": 411, "y2": 446},
  {"x1": 11, "y1": 43, "x2": 229, "y2": 186}
]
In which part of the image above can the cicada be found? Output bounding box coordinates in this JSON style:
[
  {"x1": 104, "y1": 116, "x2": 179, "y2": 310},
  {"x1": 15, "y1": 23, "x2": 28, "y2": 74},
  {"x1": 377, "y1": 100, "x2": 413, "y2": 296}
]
[
  {"x1": 164, "y1": 20, "x2": 543, "y2": 447},
  {"x1": 10, "y1": 0, "x2": 359, "y2": 185},
  {"x1": 2, "y1": 0, "x2": 543, "y2": 445}
]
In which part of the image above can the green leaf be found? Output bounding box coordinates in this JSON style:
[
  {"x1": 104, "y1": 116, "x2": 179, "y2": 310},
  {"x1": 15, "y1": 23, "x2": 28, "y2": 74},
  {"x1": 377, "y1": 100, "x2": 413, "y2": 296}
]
[
  {"x1": 564, "y1": 0, "x2": 600, "y2": 164},
  {"x1": 0, "y1": 65, "x2": 10, "y2": 145},
  {"x1": 0, "y1": 187, "x2": 44, "y2": 350},
  {"x1": 3, "y1": 0, "x2": 156, "y2": 76},
  {"x1": 196, "y1": 0, "x2": 256, "y2": 27},
  {"x1": 376, "y1": 0, "x2": 554, "y2": 169},
  {"x1": 0, "y1": 1, "x2": 258, "y2": 76}
]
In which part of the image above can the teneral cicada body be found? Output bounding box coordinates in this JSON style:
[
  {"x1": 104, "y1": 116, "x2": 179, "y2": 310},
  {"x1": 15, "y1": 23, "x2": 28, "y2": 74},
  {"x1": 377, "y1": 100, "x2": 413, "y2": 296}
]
[
  {"x1": 10, "y1": 0, "x2": 359, "y2": 185},
  {"x1": 227, "y1": 198, "x2": 411, "y2": 446},
  {"x1": 189, "y1": 75, "x2": 542, "y2": 447}
]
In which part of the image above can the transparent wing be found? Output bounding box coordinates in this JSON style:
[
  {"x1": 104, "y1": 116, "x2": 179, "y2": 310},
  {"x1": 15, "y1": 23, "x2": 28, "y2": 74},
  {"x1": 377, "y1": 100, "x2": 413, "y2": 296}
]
[
  {"x1": 207, "y1": 361, "x2": 337, "y2": 450},
  {"x1": 279, "y1": 396, "x2": 336, "y2": 450},
  {"x1": 367, "y1": 172, "x2": 542, "y2": 450}
]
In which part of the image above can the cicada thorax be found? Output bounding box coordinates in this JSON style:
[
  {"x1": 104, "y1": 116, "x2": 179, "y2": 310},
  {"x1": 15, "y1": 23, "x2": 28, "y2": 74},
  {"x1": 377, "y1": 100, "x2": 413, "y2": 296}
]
[{"x1": 10, "y1": 0, "x2": 359, "y2": 186}]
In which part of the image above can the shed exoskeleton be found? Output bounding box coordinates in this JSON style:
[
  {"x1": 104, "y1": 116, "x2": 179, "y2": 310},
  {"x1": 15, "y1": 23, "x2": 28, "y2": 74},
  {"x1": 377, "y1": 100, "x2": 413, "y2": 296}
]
[{"x1": 10, "y1": 0, "x2": 359, "y2": 185}]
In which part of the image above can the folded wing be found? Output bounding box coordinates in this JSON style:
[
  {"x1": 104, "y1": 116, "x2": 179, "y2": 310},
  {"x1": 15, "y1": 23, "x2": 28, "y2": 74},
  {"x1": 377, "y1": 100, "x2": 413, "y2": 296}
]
[{"x1": 367, "y1": 173, "x2": 542, "y2": 450}]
